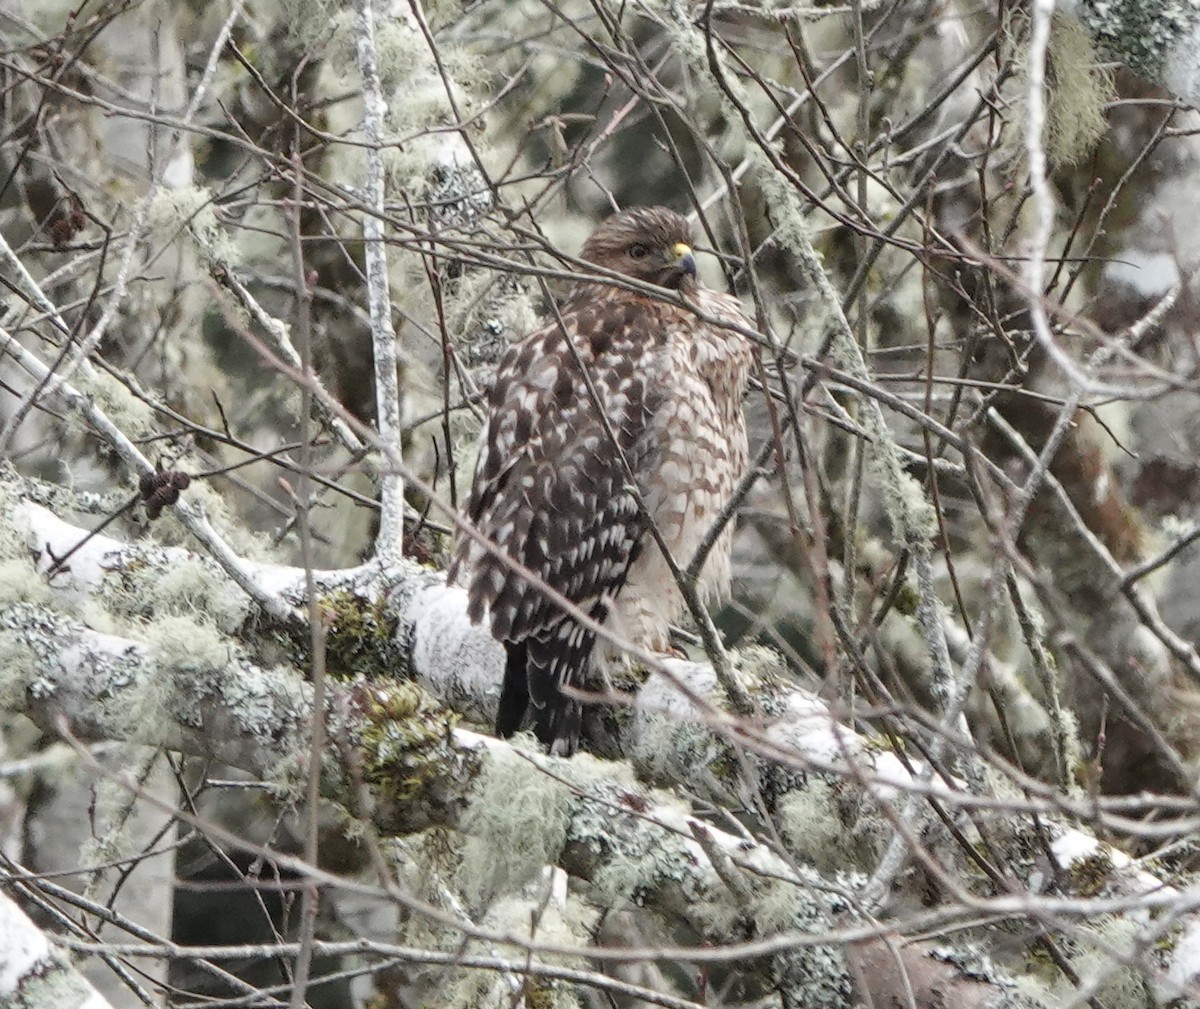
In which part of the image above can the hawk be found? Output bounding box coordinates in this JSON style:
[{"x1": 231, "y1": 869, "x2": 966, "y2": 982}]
[{"x1": 451, "y1": 206, "x2": 754, "y2": 753}]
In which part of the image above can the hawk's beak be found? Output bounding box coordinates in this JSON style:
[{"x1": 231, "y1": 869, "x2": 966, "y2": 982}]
[{"x1": 672, "y1": 242, "x2": 697, "y2": 278}]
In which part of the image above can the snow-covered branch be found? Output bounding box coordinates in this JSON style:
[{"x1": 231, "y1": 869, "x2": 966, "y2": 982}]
[
  {"x1": 0, "y1": 890, "x2": 113, "y2": 1009},
  {"x1": 6, "y1": 470, "x2": 1200, "y2": 1002}
]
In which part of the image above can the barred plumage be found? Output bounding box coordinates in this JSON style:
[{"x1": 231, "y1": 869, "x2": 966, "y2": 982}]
[{"x1": 451, "y1": 207, "x2": 753, "y2": 753}]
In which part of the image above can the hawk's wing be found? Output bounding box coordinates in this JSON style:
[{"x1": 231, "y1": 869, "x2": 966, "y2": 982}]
[{"x1": 452, "y1": 294, "x2": 667, "y2": 746}]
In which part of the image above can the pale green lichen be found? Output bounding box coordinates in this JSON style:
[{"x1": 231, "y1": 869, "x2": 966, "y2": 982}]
[
  {"x1": 630, "y1": 647, "x2": 790, "y2": 794},
  {"x1": 72, "y1": 366, "x2": 158, "y2": 442},
  {"x1": 100, "y1": 552, "x2": 250, "y2": 634},
  {"x1": 774, "y1": 943, "x2": 854, "y2": 1009},
  {"x1": 150, "y1": 477, "x2": 274, "y2": 561},
  {"x1": 143, "y1": 612, "x2": 231, "y2": 675},
  {"x1": 149, "y1": 185, "x2": 240, "y2": 271},
  {"x1": 1009, "y1": 12, "x2": 1116, "y2": 167},
  {"x1": 1008, "y1": 974, "x2": 1063, "y2": 1007},
  {"x1": 692, "y1": 860, "x2": 852, "y2": 1009},
  {"x1": 1046, "y1": 915, "x2": 1161, "y2": 1005},
  {"x1": 444, "y1": 269, "x2": 538, "y2": 370},
  {"x1": 757, "y1": 876, "x2": 824, "y2": 935},
  {"x1": 458, "y1": 745, "x2": 573, "y2": 906},
  {"x1": 733, "y1": 644, "x2": 789, "y2": 690},
  {"x1": 1046, "y1": 16, "x2": 1116, "y2": 164},
  {"x1": 630, "y1": 711, "x2": 738, "y2": 796},
  {"x1": 0, "y1": 478, "x2": 24, "y2": 560},
  {"x1": 0, "y1": 558, "x2": 50, "y2": 607},
  {"x1": 125, "y1": 613, "x2": 232, "y2": 737},
  {"x1": 79, "y1": 599, "x2": 122, "y2": 636},
  {"x1": 439, "y1": 891, "x2": 588, "y2": 1009},
  {"x1": 223, "y1": 666, "x2": 313, "y2": 794},
  {"x1": 777, "y1": 778, "x2": 853, "y2": 875},
  {"x1": 367, "y1": 17, "x2": 486, "y2": 114},
  {"x1": 278, "y1": 0, "x2": 337, "y2": 51},
  {"x1": 155, "y1": 557, "x2": 250, "y2": 632},
  {"x1": 1, "y1": 599, "x2": 311, "y2": 800},
  {"x1": 0, "y1": 630, "x2": 37, "y2": 710},
  {"x1": 319, "y1": 12, "x2": 489, "y2": 207},
  {"x1": 929, "y1": 943, "x2": 1023, "y2": 992},
  {"x1": 78, "y1": 777, "x2": 136, "y2": 871},
  {"x1": 0, "y1": 482, "x2": 48, "y2": 606},
  {"x1": 1, "y1": 603, "x2": 147, "y2": 725},
  {"x1": 870, "y1": 449, "x2": 938, "y2": 547},
  {"x1": 753, "y1": 151, "x2": 936, "y2": 551}
]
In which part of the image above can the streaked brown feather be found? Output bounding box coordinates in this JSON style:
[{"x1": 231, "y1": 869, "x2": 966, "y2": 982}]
[{"x1": 451, "y1": 207, "x2": 753, "y2": 752}]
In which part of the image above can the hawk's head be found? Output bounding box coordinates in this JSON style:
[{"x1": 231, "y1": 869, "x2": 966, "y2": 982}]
[{"x1": 580, "y1": 206, "x2": 698, "y2": 293}]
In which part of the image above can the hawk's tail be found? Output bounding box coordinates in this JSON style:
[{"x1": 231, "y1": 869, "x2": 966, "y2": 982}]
[
  {"x1": 496, "y1": 640, "x2": 530, "y2": 739},
  {"x1": 496, "y1": 619, "x2": 598, "y2": 755}
]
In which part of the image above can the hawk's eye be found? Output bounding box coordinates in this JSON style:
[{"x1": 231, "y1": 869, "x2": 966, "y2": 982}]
[{"x1": 628, "y1": 243, "x2": 650, "y2": 259}]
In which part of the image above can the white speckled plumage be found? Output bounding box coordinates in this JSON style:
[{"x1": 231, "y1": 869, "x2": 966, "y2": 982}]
[{"x1": 450, "y1": 207, "x2": 753, "y2": 752}]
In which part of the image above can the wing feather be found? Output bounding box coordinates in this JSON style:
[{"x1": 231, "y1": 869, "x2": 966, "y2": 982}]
[{"x1": 452, "y1": 293, "x2": 665, "y2": 748}]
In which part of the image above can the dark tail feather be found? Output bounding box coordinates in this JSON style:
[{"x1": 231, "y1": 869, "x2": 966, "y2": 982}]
[
  {"x1": 526, "y1": 628, "x2": 591, "y2": 756},
  {"x1": 534, "y1": 697, "x2": 580, "y2": 756},
  {"x1": 497, "y1": 636, "x2": 579, "y2": 751},
  {"x1": 501, "y1": 609, "x2": 605, "y2": 752},
  {"x1": 497, "y1": 639, "x2": 579, "y2": 753},
  {"x1": 496, "y1": 641, "x2": 530, "y2": 737}
]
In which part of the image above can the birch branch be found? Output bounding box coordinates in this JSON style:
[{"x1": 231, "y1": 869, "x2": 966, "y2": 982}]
[{"x1": 353, "y1": 0, "x2": 405, "y2": 560}]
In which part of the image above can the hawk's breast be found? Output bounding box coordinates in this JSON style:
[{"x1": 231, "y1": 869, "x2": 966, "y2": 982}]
[{"x1": 604, "y1": 290, "x2": 753, "y2": 653}]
